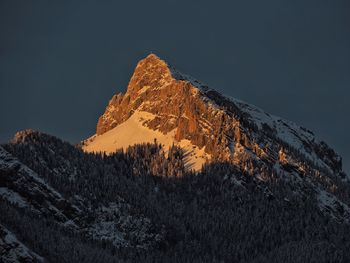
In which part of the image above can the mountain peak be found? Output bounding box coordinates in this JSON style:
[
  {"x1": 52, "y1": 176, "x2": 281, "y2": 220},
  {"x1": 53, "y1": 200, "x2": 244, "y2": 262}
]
[
  {"x1": 84, "y1": 55, "x2": 345, "y2": 176},
  {"x1": 93, "y1": 54, "x2": 207, "y2": 137},
  {"x1": 143, "y1": 52, "x2": 162, "y2": 61},
  {"x1": 127, "y1": 53, "x2": 206, "y2": 96},
  {"x1": 138, "y1": 53, "x2": 167, "y2": 69},
  {"x1": 126, "y1": 53, "x2": 172, "y2": 95},
  {"x1": 11, "y1": 129, "x2": 40, "y2": 144}
]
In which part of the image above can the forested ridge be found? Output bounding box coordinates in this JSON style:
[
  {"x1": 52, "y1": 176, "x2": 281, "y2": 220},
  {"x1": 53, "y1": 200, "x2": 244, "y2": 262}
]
[{"x1": 1, "y1": 131, "x2": 350, "y2": 262}]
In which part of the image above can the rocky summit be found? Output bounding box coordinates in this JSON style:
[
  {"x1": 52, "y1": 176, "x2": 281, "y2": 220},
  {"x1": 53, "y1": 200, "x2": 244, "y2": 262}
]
[{"x1": 84, "y1": 53, "x2": 345, "y2": 177}]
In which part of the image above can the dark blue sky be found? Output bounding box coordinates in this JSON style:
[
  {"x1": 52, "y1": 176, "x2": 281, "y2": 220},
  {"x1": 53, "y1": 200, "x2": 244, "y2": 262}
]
[{"x1": 0, "y1": 0, "x2": 349, "y2": 173}]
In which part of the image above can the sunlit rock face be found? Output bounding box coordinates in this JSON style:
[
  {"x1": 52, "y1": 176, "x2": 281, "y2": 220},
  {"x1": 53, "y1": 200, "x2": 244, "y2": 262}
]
[{"x1": 85, "y1": 54, "x2": 345, "y2": 177}]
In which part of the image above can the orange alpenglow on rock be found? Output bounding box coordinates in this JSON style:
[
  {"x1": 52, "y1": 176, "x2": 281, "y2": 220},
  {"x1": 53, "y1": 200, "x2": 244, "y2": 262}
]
[{"x1": 83, "y1": 53, "x2": 344, "y2": 176}]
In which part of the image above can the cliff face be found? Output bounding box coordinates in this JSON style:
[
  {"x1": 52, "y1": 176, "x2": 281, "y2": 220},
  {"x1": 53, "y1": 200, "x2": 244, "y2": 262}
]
[
  {"x1": 89, "y1": 54, "x2": 344, "y2": 178},
  {"x1": 96, "y1": 54, "x2": 211, "y2": 138}
]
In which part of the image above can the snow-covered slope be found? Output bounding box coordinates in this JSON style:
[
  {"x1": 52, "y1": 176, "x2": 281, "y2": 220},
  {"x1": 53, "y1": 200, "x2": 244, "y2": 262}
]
[{"x1": 83, "y1": 110, "x2": 210, "y2": 171}]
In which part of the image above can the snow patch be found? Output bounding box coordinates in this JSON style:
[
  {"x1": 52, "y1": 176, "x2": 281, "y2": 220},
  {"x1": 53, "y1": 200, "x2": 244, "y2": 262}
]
[{"x1": 83, "y1": 110, "x2": 211, "y2": 171}]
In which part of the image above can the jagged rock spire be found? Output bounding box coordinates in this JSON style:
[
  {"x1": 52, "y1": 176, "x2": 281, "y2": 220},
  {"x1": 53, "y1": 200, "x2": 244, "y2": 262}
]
[{"x1": 126, "y1": 53, "x2": 173, "y2": 96}]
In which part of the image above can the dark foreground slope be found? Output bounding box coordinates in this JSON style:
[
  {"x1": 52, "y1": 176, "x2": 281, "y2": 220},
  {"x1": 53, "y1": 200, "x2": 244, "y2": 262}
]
[{"x1": 1, "y1": 130, "x2": 350, "y2": 262}]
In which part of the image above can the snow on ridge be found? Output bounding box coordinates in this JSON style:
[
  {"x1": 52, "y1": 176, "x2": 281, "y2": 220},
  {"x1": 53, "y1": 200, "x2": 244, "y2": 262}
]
[
  {"x1": 229, "y1": 97, "x2": 314, "y2": 139},
  {"x1": 226, "y1": 97, "x2": 338, "y2": 172},
  {"x1": 168, "y1": 65, "x2": 208, "y2": 90}
]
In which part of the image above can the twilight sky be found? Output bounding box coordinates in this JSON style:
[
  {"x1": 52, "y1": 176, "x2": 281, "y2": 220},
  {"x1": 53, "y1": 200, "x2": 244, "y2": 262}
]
[{"x1": 0, "y1": 0, "x2": 349, "y2": 173}]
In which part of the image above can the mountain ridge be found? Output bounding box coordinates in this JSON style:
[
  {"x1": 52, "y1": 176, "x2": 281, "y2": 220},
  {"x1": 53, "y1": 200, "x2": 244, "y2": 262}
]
[{"x1": 83, "y1": 53, "x2": 345, "y2": 179}]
